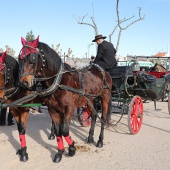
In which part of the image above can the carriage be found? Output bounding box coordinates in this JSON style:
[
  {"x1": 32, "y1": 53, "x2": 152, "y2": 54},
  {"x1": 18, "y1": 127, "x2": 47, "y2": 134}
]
[
  {"x1": 77, "y1": 56, "x2": 170, "y2": 134},
  {"x1": 0, "y1": 37, "x2": 170, "y2": 163}
]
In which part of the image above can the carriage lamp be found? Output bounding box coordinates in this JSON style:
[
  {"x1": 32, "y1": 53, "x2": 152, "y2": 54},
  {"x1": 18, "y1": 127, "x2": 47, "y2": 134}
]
[{"x1": 131, "y1": 60, "x2": 140, "y2": 72}]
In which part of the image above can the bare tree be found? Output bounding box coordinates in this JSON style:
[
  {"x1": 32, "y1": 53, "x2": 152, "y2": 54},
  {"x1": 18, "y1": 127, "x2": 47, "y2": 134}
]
[
  {"x1": 66, "y1": 48, "x2": 73, "y2": 58},
  {"x1": 5, "y1": 45, "x2": 15, "y2": 57},
  {"x1": 114, "y1": 0, "x2": 145, "y2": 52},
  {"x1": 52, "y1": 43, "x2": 61, "y2": 53},
  {"x1": 74, "y1": 13, "x2": 98, "y2": 35},
  {"x1": 74, "y1": 0, "x2": 145, "y2": 53}
]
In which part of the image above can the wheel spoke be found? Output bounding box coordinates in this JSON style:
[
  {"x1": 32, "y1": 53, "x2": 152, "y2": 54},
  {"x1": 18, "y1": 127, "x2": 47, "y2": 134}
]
[{"x1": 128, "y1": 96, "x2": 143, "y2": 134}]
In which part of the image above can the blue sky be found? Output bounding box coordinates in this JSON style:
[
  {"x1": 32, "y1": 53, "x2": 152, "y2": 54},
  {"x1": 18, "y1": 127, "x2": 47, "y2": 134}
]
[{"x1": 0, "y1": 0, "x2": 170, "y2": 58}]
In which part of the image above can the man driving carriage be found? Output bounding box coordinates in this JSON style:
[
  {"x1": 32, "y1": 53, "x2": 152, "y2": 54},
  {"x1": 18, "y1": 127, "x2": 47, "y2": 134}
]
[
  {"x1": 91, "y1": 34, "x2": 117, "y2": 111},
  {"x1": 92, "y1": 34, "x2": 117, "y2": 71}
]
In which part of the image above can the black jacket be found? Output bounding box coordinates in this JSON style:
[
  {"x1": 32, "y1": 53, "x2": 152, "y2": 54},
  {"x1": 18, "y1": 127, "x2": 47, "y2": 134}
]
[{"x1": 94, "y1": 40, "x2": 117, "y2": 70}]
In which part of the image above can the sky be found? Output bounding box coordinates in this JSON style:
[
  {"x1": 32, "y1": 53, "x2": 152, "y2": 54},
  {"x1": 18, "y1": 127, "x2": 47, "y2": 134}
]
[{"x1": 0, "y1": 0, "x2": 170, "y2": 58}]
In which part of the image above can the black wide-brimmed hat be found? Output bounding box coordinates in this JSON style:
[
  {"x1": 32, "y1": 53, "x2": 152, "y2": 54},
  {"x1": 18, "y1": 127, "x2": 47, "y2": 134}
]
[{"x1": 92, "y1": 34, "x2": 107, "y2": 42}]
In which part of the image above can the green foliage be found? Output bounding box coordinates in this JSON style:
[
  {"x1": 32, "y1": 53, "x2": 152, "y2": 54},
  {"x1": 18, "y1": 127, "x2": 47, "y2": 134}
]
[{"x1": 25, "y1": 30, "x2": 35, "y2": 41}]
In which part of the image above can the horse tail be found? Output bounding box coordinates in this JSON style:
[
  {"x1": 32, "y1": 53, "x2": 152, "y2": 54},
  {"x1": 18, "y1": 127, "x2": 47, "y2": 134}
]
[{"x1": 106, "y1": 94, "x2": 112, "y2": 126}]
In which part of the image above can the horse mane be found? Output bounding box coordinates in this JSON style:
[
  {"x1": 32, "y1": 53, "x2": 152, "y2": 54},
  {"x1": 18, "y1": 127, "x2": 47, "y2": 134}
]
[{"x1": 38, "y1": 42, "x2": 62, "y2": 72}]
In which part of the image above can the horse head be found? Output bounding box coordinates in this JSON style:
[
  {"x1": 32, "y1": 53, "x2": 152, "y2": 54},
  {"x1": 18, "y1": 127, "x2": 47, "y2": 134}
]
[
  {"x1": 19, "y1": 36, "x2": 62, "y2": 90},
  {"x1": 19, "y1": 36, "x2": 44, "y2": 89},
  {"x1": 0, "y1": 51, "x2": 19, "y2": 102},
  {"x1": 150, "y1": 62, "x2": 167, "y2": 72}
]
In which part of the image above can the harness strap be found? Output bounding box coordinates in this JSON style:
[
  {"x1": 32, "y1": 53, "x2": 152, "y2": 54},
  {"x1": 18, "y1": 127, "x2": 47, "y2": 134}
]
[
  {"x1": 38, "y1": 62, "x2": 64, "y2": 97},
  {"x1": 76, "y1": 70, "x2": 84, "y2": 103},
  {"x1": 92, "y1": 63, "x2": 111, "y2": 94},
  {"x1": 5, "y1": 87, "x2": 19, "y2": 98},
  {"x1": 2, "y1": 92, "x2": 38, "y2": 108}
]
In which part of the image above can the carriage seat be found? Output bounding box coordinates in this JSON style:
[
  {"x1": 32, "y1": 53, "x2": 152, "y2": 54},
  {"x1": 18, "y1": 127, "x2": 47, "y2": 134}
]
[
  {"x1": 146, "y1": 71, "x2": 169, "y2": 78},
  {"x1": 107, "y1": 66, "x2": 133, "y2": 78},
  {"x1": 107, "y1": 66, "x2": 133, "y2": 90}
]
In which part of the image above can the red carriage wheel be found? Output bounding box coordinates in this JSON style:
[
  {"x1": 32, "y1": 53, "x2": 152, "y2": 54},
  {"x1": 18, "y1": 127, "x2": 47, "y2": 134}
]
[
  {"x1": 77, "y1": 107, "x2": 91, "y2": 127},
  {"x1": 128, "y1": 95, "x2": 143, "y2": 134}
]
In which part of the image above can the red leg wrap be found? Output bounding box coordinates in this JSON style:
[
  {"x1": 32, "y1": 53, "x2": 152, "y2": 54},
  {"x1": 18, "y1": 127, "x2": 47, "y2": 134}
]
[
  {"x1": 64, "y1": 135, "x2": 74, "y2": 145},
  {"x1": 56, "y1": 136, "x2": 64, "y2": 150},
  {"x1": 19, "y1": 134, "x2": 26, "y2": 148}
]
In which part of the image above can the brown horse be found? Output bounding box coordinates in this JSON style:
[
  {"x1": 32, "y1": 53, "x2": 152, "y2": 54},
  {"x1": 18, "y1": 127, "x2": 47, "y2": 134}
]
[
  {"x1": 0, "y1": 51, "x2": 32, "y2": 162},
  {"x1": 0, "y1": 52, "x2": 55, "y2": 162},
  {"x1": 19, "y1": 36, "x2": 112, "y2": 163},
  {"x1": 150, "y1": 62, "x2": 167, "y2": 72}
]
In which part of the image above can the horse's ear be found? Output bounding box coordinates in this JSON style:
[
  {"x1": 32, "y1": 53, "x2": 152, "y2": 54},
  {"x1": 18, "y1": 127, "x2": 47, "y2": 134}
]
[
  {"x1": 21, "y1": 37, "x2": 27, "y2": 45},
  {"x1": 0, "y1": 51, "x2": 7, "y2": 63},
  {"x1": 33, "y1": 35, "x2": 39, "y2": 47}
]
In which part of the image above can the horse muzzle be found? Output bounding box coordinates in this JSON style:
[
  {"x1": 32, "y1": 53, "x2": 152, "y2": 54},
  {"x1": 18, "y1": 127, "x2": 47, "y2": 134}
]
[{"x1": 20, "y1": 75, "x2": 35, "y2": 88}]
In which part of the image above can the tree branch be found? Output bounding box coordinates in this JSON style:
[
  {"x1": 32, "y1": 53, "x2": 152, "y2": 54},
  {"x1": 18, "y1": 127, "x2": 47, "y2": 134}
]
[
  {"x1": 115, "y1": 0, "x2": 145, "y2": 52},
  {"x1": 74, "y1": 14, "x2": 98, "y2": 35}
]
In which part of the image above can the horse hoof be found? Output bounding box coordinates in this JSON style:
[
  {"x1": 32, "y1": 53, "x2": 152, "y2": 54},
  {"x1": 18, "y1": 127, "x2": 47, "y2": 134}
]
[
  {"x1": 48, "y1": 134, "x2": 55, "y2": 140},
  {"x1": 16, "y1": 148, "x2": 29, "y2": 162},
  {"x1": 53, "y1": 150, "x2": 64, "y2": 163},
  {"x1": 53, "y1": 154, "x2": 62, "y2": 163},
  {"x1": 20, "y1": 153, "x2": 29, "y2": 162},
  {"x1": 69, "y1": 145, "x2": 76, "y2": 157},
  {"x1": 96, "y1": 140, "x2": 103, "y2": 148},
  {"x1": 87, "y1": 138, "x2": 94, "y2": 144}
]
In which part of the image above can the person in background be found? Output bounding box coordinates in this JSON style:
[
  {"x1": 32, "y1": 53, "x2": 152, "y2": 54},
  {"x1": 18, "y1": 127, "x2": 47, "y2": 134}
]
[
  {"x1": 0, "y1": 108, "x2": 15, "y2": 126},
  {"x1": 90, "y1": 55, "x2": 95, "y2": 64},
  {"x1": 92, "y1": 34, "x2": 117, "y2": 71}
]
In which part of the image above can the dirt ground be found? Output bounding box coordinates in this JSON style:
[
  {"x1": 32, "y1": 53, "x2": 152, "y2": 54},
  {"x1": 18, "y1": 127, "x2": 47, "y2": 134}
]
[{"x1": 0, "y1": 101, "x2": 170, "y2": 170}]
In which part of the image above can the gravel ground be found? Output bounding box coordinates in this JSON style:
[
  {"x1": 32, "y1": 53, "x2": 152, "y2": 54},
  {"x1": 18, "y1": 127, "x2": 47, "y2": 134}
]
[{"x1": 0, "y1": 101, "x2": 170, "y2": 170}]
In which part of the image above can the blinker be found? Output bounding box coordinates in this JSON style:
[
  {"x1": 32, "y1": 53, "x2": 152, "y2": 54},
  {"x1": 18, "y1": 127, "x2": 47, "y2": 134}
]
[{"x1": 29, "y1": 53, "x2": 38, "y2": 64}]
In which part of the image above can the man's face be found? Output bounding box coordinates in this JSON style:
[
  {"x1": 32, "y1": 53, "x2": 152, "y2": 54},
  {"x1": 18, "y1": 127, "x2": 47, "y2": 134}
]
[{"x1": 96, "y1": 39, "x2": 102, "y2": 45}]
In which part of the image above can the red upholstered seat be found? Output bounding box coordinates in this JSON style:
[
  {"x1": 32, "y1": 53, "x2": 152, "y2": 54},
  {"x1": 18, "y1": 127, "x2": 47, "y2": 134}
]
[{"x1": 146, "y1": 71, "x2": 169, "y2": 78}]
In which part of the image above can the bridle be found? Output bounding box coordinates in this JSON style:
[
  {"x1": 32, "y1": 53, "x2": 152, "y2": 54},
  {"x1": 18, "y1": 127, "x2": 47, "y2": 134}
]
[
  {"x1": 0, "y1": 62, "x2": 19, "y2": 101},
  {"x1": 19, "y1": 45, "x2": 45, "y2": 79},
  {"x1": 19, "y1": 44, "x2": 66, "y2": 96},
  {"x1": 20, "y1": 44, "x2": 62, "y2": 84},
  {"x1": 0, "y1": 64, "x2": 6, "y2": 90}
]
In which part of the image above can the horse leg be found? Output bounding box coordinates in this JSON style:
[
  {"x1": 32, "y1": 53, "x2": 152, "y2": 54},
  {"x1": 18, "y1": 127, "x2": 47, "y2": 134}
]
[
  {"x1": 50, "y1": 113, "x2": 65, "y2": 163},
  {"x1": 53, "y1": 134, "x2": 65, "y2": 163},
  {"x1": 11, "y1": 108, "x2": 29, "y2": 162},
  {"x1": 87, "y1": 113, "x2": 97, "y2": 143},
  {"x1": 62, "y1": 115, "x2": 76, "y2": 157},
  {"x1": 48, "y1": 120, "x2": 55, "y2": 140},
  {"x1": 96, "y1": 94, "x2": 112, "y2": 148},
  {"x1": 87, "y1": 99, "x2": 98, "y2": 143}
]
